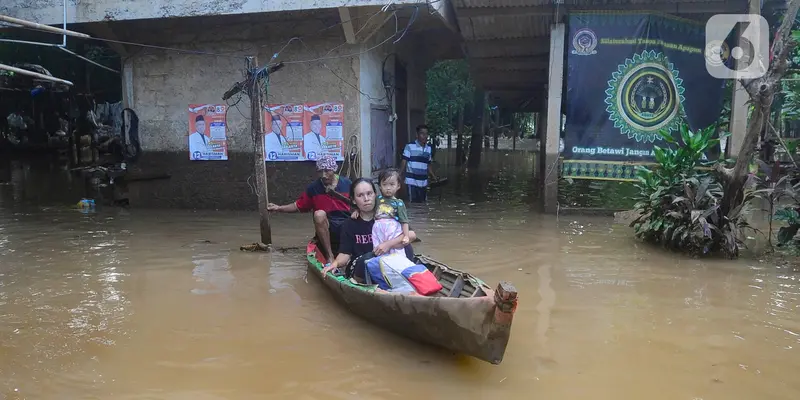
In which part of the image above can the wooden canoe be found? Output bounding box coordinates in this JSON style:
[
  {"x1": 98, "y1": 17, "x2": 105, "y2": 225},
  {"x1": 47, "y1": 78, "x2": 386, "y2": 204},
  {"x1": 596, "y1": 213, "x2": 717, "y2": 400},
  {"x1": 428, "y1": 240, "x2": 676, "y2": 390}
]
[{"x1": 306, "y1": 240, "x2": 518, "y2": 364}]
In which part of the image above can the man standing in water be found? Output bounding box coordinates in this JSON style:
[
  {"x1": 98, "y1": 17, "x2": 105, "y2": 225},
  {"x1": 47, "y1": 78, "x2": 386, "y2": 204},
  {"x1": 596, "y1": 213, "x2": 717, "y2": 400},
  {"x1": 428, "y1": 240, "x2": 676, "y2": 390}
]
[
  {"x1": 267, "y1": 155, "x2": 351, "y2": 264},
  {"x1": 400, "y1": 124, "x2": 438, "y2": 203}
]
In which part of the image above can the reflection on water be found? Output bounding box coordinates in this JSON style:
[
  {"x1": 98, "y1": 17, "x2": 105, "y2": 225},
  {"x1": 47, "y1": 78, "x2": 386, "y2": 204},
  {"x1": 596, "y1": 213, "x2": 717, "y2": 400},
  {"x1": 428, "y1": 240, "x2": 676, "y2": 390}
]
[
  {"x1": 559, "y1": 178, "x2": 638, "y2": 209},
  {"x1": 1, "y1": 153, "x2": 800, "y2": 399},
  {"x1": 191, "y1": 253, "x2": 234, "y2": 295}
]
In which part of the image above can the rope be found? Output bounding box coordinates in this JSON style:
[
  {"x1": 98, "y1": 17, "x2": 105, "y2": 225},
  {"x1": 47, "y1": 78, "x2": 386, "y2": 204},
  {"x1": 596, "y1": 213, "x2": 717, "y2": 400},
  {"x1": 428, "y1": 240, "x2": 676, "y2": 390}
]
[{"x1": 338, "y1": 135, "x2": 361, "y2": 180}]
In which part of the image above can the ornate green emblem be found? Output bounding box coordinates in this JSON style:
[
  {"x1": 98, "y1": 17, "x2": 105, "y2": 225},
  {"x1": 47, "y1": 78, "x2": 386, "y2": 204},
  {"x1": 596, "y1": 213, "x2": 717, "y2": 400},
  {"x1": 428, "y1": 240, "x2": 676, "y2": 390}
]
[{"x1": 605, "y1": 50, "x2": 685, "y2": 143}]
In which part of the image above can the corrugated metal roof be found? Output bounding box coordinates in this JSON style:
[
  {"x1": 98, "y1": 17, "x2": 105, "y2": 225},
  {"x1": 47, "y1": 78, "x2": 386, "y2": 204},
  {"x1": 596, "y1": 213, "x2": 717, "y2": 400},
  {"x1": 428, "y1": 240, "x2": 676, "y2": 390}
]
[
  {"x1": 457, "y1": 0, "x2": 551, "y2": 7},
  {"x1": 465, "y1": 38, "x2": 548, "y2": 58},
  {"x1": 454, "y1": 0, "x2": 738, "y2": 43},
  {"x1": 457, "y1": 0, "x2": 716, "y2": 7},
  {"x1": 453, "y1": 0, "x2": 745, "y2": 111},
  {"x1": 459, "y1": 14, "x2": 553, "y2": 40}
]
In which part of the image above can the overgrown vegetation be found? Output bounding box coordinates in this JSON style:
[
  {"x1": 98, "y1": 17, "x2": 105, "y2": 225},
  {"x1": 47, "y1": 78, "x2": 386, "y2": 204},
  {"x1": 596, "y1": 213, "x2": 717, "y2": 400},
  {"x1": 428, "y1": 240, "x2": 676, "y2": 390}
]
[
  {"x1": 425, "y1": 60, "x2": 475, "y2": 144},
  {"x1": 627, "y1": 4, "x2": 800, "y2": 260},
  {"x1": 630, "y1": 124, "x2": 755, "y2": 257},
  {"x1": 747, "y1": 17, "x2": 800, "y2": 256},
  {"x1": 752, "y1": 160, "x2": 800, "y2": 251}
]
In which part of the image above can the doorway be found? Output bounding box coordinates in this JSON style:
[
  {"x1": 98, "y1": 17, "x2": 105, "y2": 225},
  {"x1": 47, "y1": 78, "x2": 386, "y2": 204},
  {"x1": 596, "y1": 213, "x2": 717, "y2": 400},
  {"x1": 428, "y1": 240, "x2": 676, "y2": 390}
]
[{"x1": 370, "y1": 105, "x2": 393, "y2": 173}]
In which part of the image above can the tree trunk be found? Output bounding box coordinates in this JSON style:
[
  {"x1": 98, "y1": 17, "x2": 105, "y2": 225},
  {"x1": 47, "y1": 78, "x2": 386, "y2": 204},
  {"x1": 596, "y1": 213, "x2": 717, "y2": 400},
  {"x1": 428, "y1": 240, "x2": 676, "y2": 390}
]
[
  {"x1": 483, "y1": 105, "x2": 491, "y2": 149},
  {"x1": 719, "y1": 0, "x2": 800, "y2": 218},
  {"x1": 456, "y1": 105, "x2": 465, "y2": 166},
  {"x1": 447, "y1": 118, "x2": 452, "y2": 149},
  {"x1": 468, "y1": 91, "x2": 486, "y2": 168},
  {"x1": 511, "y1": 113, "x2": 517, "y2": 151},
  {"x1": 493, "y1": 108, "x2": 500, "y2": 150},
  {"x1": 446, "y1": 104, "x2": 452, "y2": 149}
]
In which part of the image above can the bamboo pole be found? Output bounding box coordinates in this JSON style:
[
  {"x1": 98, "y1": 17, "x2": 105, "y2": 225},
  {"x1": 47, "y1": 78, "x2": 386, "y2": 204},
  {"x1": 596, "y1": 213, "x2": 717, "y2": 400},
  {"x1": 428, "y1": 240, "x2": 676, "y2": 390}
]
[
  {"x1": 0, "y1": 63, "x2": 73, "y2": 85},
  {"x1": 0, "y1": 15, "x2": 90, "y2": 38}
]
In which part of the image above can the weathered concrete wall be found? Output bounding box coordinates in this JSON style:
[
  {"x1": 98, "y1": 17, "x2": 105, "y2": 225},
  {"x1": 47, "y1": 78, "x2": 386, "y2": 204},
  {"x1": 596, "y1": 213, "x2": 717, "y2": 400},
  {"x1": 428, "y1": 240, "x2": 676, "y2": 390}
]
[
  {"x1": 1, "y1": 0, "x2": 429, "y2": 26},
  {"x1": 129, "y1": 39, "x2": 361, "y2": 155},
  {"x1": 115, "y1": 12, "x2": 365, "y2": 210},
  {"x1": 358, "y1": 22, "x2": 395, "y2": 175}
]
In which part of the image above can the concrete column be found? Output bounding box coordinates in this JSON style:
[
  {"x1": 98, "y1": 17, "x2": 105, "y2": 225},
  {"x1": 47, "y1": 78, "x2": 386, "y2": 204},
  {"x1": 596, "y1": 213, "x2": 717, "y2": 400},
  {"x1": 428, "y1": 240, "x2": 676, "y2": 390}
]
[
  {"x1": 358, "y1": 54, "x2": 373, "y2": 177},
  {"x1": 728, "y1": 0, "x2": 761, "y2": 158},
  {"x1": 541, "y1": 23, "x2": 565, "y2": 214}
]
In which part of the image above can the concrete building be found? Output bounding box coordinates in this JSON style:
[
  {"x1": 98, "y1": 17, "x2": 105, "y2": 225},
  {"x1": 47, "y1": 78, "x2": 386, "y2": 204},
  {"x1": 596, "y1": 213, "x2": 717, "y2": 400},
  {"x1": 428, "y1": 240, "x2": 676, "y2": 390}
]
[
  {"x1": 1, "y1": 0, "x2": 766, "y2": 213},
  {"x1": 447, "y1": 0, "x2": 754, "y2": 212},
  {"x1": 1, "y1": 0, "x2": 461, "y2": 209}
]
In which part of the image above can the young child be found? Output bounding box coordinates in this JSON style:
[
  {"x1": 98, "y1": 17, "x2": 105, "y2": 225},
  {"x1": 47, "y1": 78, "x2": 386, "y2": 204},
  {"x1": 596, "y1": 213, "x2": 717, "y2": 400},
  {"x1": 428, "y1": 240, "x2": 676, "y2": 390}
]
[{"x1": 368, "y1": 168, "x2": 410, "y2": 255}]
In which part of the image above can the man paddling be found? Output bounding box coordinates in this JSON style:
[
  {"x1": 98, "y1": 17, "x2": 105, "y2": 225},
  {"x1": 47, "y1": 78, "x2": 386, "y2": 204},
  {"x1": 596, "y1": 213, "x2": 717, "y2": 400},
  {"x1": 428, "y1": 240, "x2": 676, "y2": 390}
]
[{"x1": 267, "y1": 155, "x2": 351, "y2": 264}]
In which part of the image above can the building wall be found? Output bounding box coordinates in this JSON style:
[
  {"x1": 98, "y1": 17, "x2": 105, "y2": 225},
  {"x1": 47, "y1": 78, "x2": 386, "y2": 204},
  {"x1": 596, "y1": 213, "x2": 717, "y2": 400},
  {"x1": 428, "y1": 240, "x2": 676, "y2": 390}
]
[
  {"x1": 405, "y1": 57, "x2": 428, "y2": 141},
  {"x1": 117, "y1": 14, "x2": 365, "y2": 210},
  {"x1": 392, "y1": 33, "x2": 432, "y2": 146},
  {"x1": 358, "y1": 23, "x2": 396, "y2": 175},
  {"x1": 1, "y1": 0, "x2": 427, "y2": 25},
  {"x1": 356, "y1": 23, "x2": 431, "y2": 175}
]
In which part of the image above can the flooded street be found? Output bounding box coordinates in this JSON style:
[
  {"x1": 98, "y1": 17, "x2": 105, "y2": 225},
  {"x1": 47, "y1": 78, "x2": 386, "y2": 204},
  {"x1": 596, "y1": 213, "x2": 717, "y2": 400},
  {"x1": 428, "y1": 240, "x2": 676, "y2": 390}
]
[{"x1": 1, "y1": 152, "x2": 800, "y2": 399}]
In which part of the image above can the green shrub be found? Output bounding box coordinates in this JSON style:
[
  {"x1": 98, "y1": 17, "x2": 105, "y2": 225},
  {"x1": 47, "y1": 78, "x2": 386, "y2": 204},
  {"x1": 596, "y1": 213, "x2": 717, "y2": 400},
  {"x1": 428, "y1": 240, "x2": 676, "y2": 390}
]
[{"x1": 630, "y1": 124, "x2": 754, "y2": 257}]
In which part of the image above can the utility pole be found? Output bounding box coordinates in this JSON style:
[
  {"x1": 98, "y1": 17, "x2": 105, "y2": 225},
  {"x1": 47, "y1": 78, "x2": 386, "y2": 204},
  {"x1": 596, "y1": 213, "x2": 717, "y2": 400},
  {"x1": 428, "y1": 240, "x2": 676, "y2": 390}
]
[
  {"x1": 247, "y1": 56, "x2": 272, "y2": 246},
  {"x1": 225, "y1": 58, "x2": 284, "y2": 251}
]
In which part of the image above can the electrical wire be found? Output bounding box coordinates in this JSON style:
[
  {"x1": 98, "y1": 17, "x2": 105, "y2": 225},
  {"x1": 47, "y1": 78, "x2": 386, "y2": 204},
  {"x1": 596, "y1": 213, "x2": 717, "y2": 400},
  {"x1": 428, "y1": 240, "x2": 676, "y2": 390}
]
[
  {"x1": 282, "y1": 22, "x2": 400, "y2": 65},
  {"x1": 338, "y1": 134, "x2": 362, "y2": 180},
  {"x1": 83, "y1": 35, "x2": 243, "y2": 58},
  {"x1": 292, "y1": 35, "x2": 393, "y2": 103},
  {"x1": 78, "y1": 1, "x2": 441, "y2": 61},
  {"x1": 57, "y1": 46, "x2": 119, "y2": 73}
]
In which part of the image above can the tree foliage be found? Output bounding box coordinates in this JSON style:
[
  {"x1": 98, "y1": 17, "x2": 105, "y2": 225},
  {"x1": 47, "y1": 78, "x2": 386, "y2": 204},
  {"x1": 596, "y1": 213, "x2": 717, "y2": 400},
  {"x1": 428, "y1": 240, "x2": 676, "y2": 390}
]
[{"x1": 425, "y1": 60, "x2": 474, "y2": 140}]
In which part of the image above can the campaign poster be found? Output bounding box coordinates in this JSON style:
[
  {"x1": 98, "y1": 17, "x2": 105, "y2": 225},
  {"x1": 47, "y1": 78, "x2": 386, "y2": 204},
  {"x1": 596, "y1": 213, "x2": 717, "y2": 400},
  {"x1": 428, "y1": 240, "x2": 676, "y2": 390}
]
[
  {"x1": 188, "y1": 104, "x2": 228, "y2": 161},
  {"x1": 302, "y1": 102, "x2": 345, "y2": 161},
  {"x1": 264, "y1": 104, "x2": 304, "y2": 161}
]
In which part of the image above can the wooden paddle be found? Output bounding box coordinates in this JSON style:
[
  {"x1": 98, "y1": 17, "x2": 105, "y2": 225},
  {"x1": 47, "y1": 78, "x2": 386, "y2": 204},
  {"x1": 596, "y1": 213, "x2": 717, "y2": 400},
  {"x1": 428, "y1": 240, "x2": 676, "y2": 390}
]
[
  {"x1": 324, "y1": 187, "x2": 422, "y2": 243},
  {"x1": 325, "y1": 187, "x2": 356, "y2": 208},
  {"x1": 427, "y1": 177, "x2": 449, "y2": 189}
]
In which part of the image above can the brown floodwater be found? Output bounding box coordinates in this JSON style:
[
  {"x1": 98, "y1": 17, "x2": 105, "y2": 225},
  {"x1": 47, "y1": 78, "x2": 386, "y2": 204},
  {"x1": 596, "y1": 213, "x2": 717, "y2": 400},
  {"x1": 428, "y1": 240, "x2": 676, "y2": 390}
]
[{"x1": 1, "y1": 152, "x2": 800, "y2": 399}]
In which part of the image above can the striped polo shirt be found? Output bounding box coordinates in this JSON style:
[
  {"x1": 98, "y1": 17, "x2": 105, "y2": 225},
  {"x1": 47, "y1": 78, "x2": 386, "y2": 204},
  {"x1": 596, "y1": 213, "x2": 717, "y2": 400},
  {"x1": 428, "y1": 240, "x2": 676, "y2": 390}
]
[{"x1": 402, "y1": 140, "x2": 432, "y2": 187}]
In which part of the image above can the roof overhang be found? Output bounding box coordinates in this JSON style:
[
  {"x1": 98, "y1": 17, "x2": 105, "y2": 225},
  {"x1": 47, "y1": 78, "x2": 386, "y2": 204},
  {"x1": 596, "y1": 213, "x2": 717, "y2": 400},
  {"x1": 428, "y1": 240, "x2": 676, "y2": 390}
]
[{"x1": 452, "y1": 0, "x2": 749, "y2": 112}]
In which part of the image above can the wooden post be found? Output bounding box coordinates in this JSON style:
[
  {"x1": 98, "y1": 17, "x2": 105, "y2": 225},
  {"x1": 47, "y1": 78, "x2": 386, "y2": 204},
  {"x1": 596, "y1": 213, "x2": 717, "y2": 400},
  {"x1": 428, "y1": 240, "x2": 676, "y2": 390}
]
[
  {"x1": 493, "y1": 108, "x2": 500, "y2": 149},
  {"x1": 0, "y1": 15, "x2": 90, "y2": 38},
  {"x1": 512, "y1": 116, "x2": 517, "y2": 151},
  {"x1": 483, "y1": 106, "x2": 491, "y2": 149},
  {"x1": 456, "y1": 105, "x2": 465, "y2": 166},
  {"x1": 468, "y1": 90, "x2": 486, "y2": 168},
  {"x1": 447, "y1": 105, "x2": 452, "y2": 149},
  {"x1": 248, "y1": 56, "x2": 272, "y2": 246}
]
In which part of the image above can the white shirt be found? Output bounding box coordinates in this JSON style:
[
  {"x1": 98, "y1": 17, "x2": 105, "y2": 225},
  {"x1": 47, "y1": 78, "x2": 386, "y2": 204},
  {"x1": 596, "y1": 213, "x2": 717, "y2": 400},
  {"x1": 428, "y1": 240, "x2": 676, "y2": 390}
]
[
  {"x1": 189, "y1": 132, "x2": 210, "y2": 159},
  {"x1": 303, "y1": 131, "x2": 326, "y2": 160},
  {"x1": 264, "y1": 132, "x2": 289, "y2": 160}
]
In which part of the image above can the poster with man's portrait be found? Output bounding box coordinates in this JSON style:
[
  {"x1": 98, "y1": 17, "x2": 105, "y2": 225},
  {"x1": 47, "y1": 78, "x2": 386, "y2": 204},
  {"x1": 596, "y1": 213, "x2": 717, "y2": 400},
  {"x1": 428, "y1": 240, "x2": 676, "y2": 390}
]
[{"x1": 188, "y1": 104, "x2": 228, "y2": 161}]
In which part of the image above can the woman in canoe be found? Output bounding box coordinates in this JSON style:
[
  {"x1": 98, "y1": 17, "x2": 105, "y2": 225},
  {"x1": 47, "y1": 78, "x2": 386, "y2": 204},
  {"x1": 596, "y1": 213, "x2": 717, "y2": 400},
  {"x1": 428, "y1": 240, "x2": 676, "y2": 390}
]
[{"x1": 322, "y1": 177, "x2": 416, "y2": 282}]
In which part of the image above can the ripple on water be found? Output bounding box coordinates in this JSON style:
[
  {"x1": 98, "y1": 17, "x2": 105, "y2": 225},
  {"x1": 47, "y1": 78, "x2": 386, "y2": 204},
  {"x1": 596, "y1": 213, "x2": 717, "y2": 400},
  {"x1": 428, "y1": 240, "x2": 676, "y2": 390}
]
[{"x1": 2, "y1": 154, "x2": 800, "y2": 399}]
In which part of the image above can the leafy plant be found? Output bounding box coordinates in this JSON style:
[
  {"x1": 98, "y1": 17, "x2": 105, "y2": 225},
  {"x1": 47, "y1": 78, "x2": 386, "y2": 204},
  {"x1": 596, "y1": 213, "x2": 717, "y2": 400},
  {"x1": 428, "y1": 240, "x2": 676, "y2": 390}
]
[
  {"x1": 775, "y1": 206, "x2": 800, "y2": 245},
  {"x1": 748, "y1": 154, "x2": 800, "y2": 251},
  {"x1": 752, "y1": 160, "x2": 793, "y2": 248},
  {"x1": 630, "y1": 123, "x2": 754, "y2": 257}
]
